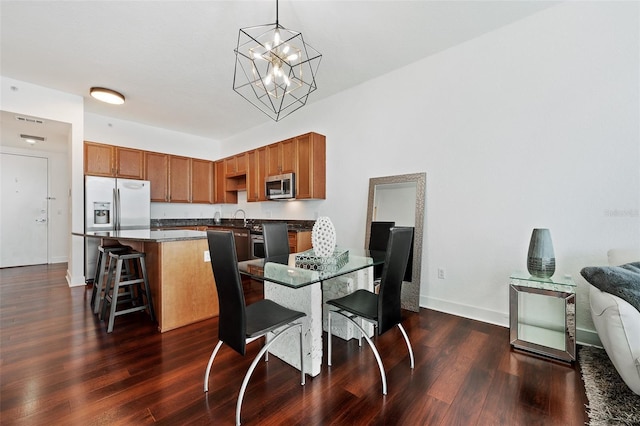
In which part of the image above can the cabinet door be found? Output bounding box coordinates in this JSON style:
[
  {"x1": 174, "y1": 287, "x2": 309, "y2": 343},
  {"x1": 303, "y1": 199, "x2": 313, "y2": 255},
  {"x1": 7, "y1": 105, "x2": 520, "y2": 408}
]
[
  {"x1": 115, "y1": 147, "x2": 144, "y2": 179},
  {"x1": 169, "y1": 156, "x2": 191, "y2": 203},
  {"x1": 247, "y1": 148, "x2": 267, "y2": 202},
  {"x1": 295, "y1": 133, "x2": 326, "y2": 199},
  {"x1": 214, "y1": 161, "x2": 237, "y2": 204},
  {"x1": 225, "y1": 153, "x2": 248, "y2": 177},
  {"x1": 256, "y1": 147, "x2": 267, "y2": 201},
  {"x1": 235, "y1": 152, "x2": 248, "y2": 175},
  {"x1": 266, "y1": 143, "x2": 281, "y2": 176},
  {"x1": 266, "y1": 139, "x2": 296, "y2": 176},
  {"x1": 145, "y1": 152, "x2": 169, "y2": 202},
  {"x1": 224, "y1": 156, "x2": 237, "y2": 176},
  {"x1": 191, "y1": 159, "x2": 214, "y2": 204},
  {"x1": 281, "y1": 138, "x2": 296, "y2": 173},
  {"x1": 84, "y1": 141, "x2": 114, "y2": 176},
  {"x1": 246, "y1": 150, "x2": 258, "y2": 202}
]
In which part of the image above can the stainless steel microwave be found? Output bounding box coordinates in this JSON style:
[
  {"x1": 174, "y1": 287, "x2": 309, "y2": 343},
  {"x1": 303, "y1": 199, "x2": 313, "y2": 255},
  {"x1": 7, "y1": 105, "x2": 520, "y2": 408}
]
[{"x1": 265, "y1": 173, "x2": 295, "y2": 200}]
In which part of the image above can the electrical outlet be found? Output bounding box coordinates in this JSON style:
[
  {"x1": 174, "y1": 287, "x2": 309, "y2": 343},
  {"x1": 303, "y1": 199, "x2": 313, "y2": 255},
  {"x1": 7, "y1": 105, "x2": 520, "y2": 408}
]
[
  {"x1": 437, "y1": 268, "x2": 445, "y2": 279},
  {"x1": 204, "y1": 250, "x2": 210, "y2": 262}
]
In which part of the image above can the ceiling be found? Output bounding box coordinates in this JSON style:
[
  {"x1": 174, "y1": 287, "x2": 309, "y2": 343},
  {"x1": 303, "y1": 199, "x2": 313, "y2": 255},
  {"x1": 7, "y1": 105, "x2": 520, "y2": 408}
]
[{"x1": 1, "y1": 1, "x2": 557, "y2": 142}]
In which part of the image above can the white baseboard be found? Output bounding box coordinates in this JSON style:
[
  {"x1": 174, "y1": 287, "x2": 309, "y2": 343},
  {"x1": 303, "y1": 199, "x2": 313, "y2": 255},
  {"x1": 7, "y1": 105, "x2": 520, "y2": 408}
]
[
  {"x1": 419, "y1": 295, "x2": 601, "y2": 347},
  {"x1": 420, "y1": 294, "x2": 509, "y2": 327}
]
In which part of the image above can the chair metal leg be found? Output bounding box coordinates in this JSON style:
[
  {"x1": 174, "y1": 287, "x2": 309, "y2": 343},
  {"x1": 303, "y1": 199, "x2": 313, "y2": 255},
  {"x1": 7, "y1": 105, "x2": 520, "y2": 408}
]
[
  {"x1": 203, "y1": 340, "x2": 224, "y2": 393},
  {"x1": 332, "y1": 310, "x2": 388, "y2": 395},
  {"x1": 236, "y1": 322, "x2": 304, "y2": 426},
  {"x1": 298, "y1": 324, "x2": 305, "y2": 385},
  {"x1": 90, "y1": 250, "x2": 105, "y2": 312},
  {"x1": 100, "y1": 255, "x2": 116, "y2": 320},
  {"x1": 397, "y1": 323, "x2": 414, "y2": 369},
  {"x1": 139, "y1": 256, "x2": 156, "y2": 321},
  {"x1": 327, "y1": 310, "x2": 333, "y2": 366},
  {"x1": 107, "y1": 259, "x2": 124, "y2": 333}
]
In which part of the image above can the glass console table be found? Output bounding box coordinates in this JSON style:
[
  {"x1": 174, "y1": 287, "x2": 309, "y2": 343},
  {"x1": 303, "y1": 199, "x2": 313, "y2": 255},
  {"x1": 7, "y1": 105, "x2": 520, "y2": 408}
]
[{"x1": 509, "y1": 272, "x2": 576, "y2": 362}]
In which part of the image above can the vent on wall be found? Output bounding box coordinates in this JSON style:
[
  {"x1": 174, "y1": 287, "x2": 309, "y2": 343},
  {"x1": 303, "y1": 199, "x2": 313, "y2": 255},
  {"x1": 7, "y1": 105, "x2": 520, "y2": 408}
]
[{"x1": 15, "y1": 115, "x2": 45, "y2": 125}]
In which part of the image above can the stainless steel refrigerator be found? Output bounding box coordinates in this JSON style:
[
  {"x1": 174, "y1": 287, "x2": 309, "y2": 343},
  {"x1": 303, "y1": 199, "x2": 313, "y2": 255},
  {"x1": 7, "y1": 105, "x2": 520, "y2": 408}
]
[{"x1": 84, "y1": 176, "x2": 151, "y2": 282}]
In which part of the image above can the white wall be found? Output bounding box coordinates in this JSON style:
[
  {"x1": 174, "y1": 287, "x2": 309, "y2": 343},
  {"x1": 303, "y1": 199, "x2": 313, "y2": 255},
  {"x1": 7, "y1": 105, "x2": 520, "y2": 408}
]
[
  {"x1": 220, "y1": 2, "x2": 640, "y2": 344},
  {"x1": 0, "y1": 77, "x2": 85, "y2": 286}
]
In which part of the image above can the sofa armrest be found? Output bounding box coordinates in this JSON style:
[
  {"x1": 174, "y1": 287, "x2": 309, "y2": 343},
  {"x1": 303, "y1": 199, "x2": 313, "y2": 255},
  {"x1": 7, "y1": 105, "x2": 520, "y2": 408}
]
[{"x1": 590, "y1": 284, "x2": 640, "y2": 395}]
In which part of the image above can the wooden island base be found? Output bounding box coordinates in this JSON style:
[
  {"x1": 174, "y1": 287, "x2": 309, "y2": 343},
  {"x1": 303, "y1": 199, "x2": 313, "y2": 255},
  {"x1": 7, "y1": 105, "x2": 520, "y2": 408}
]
[{"x1": 115, "y1": 238, "x2": 218, "y2": 332}]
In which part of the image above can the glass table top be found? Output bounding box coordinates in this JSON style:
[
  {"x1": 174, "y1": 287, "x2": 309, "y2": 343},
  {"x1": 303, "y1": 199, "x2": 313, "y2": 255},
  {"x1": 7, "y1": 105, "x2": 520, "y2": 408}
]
[
  {"x1": 238, "y1": 248, "x2": 386, "y2": 288},
  {"x1": 510, "y1": 271, "x2": 576, "y2": 292}
]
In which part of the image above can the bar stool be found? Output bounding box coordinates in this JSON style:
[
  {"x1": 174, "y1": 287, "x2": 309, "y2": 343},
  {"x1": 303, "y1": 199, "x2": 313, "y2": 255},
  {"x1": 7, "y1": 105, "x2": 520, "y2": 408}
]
[
  {"x1": 100, "y1": 250, "x2": 156, "y2": 333},
  {"x1": 90, "y1": 244, "x2": 131, "y2": 314}
]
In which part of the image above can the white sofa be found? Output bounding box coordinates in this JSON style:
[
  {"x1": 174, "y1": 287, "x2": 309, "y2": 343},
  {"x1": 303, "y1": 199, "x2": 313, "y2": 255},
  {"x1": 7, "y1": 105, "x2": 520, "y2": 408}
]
[{"x1": 588, "y1": 249, "x2": 640, "y2": 395}]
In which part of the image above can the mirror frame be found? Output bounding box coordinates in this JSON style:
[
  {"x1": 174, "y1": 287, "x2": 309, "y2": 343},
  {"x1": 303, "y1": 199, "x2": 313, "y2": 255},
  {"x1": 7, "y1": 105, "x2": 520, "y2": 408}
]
[{"x1": 365, "y1": 172, "x2": 426, "y2": 312}]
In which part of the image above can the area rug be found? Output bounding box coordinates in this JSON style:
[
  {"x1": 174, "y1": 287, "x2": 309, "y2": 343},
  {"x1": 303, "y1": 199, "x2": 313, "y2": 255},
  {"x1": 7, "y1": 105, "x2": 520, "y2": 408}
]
[{"x1": 579, "y1": 345, "x2": 640, "y2": 425}]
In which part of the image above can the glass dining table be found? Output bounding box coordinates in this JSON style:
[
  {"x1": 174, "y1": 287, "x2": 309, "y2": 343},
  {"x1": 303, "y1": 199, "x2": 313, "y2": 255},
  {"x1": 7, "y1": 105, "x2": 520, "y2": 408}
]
[{"x1": 237, "y1": 248, "x2": 386, "y2": 377}]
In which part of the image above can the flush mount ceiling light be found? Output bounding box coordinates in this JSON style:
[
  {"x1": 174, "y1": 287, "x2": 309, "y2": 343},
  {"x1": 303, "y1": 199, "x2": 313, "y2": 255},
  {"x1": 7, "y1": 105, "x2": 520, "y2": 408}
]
[
  {"x1": 20, "y1": 134, "x2": 45, "y2": 145},
  {"x1": 90, "y1": 87, "x2": 125, "y2": 105},
  {"x1": 233, "y1": 0, "x2": 322, "y2": 121}
]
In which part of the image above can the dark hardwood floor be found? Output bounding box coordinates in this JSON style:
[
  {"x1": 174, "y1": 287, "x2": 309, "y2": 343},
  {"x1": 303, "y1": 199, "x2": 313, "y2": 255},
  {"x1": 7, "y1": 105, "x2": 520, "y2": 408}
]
[{"x1": 0, "y1": 263, "x2": 588, "y2": 425}]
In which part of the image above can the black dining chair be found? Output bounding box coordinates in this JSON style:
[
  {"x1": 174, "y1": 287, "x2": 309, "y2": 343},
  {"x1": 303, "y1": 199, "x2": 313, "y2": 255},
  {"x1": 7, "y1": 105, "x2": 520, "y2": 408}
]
[
  {"x1": 204, "y1": 230, "x2": 306, "y2": 425},
  {"x1": 326, "y1": 226, "x2": 414, "y2": 395},
  {"x1": 262, "y1": 222, "x2": 290, "y2": 258},
  {"x1": 368, "y1": 221, "x2": 395, "y2": 283}
]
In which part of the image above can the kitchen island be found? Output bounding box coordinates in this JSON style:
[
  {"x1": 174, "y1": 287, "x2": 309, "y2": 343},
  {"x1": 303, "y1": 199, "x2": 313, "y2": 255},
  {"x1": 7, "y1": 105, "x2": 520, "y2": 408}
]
[{"x1": 75, "y1": 229, "x2": 217, "y2": 332}]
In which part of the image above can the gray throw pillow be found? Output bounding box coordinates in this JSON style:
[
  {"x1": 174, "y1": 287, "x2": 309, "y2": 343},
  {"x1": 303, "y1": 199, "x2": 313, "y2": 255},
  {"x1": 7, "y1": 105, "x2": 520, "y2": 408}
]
[{"x1": 581, "y1": 262, "x2": 640, "y2": 313}]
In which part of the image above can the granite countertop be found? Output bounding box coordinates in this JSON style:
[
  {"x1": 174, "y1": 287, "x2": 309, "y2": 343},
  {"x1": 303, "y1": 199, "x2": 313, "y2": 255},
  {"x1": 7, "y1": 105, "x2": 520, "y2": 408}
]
[
  {"x1": 150, "y1": 218, "x2": 315, "y2": 232},
  {"x1": 76, "y1": 229, "x2": 206, "y2": 242}
]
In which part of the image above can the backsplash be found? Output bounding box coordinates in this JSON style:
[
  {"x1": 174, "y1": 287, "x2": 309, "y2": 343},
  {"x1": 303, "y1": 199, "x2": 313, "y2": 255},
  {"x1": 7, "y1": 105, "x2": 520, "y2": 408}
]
[{"x1": 151, "y1": 218, "x2": 316, "y2": 231}]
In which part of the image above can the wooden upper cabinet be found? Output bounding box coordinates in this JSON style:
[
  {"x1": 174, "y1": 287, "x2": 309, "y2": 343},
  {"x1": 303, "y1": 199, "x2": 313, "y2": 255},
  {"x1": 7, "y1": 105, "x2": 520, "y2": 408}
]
[
  {"x1": 145, "y1": 151, "x2": 169, "y2": 202},
  {"x1": 191, "y1": 159, "x2": 214, "y2": 204},
  {"x1": 266, "y1": 139, "x2": 296, "y2": 176},
  {"x1": 224, "y1": 152, "x2": 248, "y2": 177},
  {"x1": 169, "y1": 156, "x2": 191, "y2": 203},
  {"x1": 85, "y1": 141, "x2": 143, "y2": 179},
  {"x1": 85, "y1": 131, "x2": 324, "y2": 204},
  {"x1": 84, "y1": 141, "x2": 115, "y2": 176},
  {"x1": 214, "y1": 161, "x2": 238, "y2": 204},
  {"x1": 115, "y1": 147, "x2": 144, "y2": 179},
  {"x1": 247, "y1": 147, "x2": 267, "y2": 202},
  {"x1": 295, "y1": 132, "x2": 326, "y2": 199}
]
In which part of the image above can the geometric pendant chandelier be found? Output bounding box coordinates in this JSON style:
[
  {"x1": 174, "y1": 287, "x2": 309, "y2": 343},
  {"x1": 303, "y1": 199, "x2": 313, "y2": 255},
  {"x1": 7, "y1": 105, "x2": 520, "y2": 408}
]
[{"x1": 233, "y1": 0, "x2": 322, "y2": 121}]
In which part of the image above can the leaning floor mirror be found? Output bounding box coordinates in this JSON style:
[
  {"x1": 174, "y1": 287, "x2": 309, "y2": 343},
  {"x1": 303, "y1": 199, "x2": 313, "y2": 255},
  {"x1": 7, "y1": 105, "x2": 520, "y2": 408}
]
[{"x1": 365, "y1": 172, "x2": 426, "y2": 312}]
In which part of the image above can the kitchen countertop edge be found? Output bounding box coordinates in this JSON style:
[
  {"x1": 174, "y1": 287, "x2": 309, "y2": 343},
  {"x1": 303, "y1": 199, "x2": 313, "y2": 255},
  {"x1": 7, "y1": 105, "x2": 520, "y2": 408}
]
[{"x1": 74, "y1": 229, "x2": 207, "y2": 243}]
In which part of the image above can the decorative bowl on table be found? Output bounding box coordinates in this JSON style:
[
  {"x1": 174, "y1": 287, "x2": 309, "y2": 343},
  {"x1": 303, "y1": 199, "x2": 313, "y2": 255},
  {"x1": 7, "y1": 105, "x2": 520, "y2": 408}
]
[{"x1": 295, "y1": 249, "x2": 349, "y2": 272}]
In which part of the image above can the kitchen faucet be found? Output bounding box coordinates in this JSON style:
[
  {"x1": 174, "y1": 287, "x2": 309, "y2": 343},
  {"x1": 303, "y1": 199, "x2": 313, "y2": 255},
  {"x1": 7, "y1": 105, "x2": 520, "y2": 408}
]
[{"x1": 233, "y1": 209, "x2": 247, "y2": 227}]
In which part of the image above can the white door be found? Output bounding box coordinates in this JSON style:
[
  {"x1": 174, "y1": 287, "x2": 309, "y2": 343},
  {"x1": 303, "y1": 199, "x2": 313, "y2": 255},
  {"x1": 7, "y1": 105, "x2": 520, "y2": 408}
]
[{"x1": 0, "y1": 153, "x2": 49, "y2": 267}]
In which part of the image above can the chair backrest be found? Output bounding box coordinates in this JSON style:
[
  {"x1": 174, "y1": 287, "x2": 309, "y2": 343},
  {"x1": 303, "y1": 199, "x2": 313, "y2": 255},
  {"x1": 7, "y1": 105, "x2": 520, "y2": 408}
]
[
  {"x1": 377, "y1": 227, "x2": 413, "y2": 335},
  {"x1": 368, "y1": 221, "x2": 395, "y2": 251},
  {"x1": 369, "y1": 221, "x2": 395, "y2": 279},
  {"x1": 262, "y1": 222, "x2": 290, "y2": 258},
  {"x1": 206, "y1": 230, "x2": 247, "y2": 355}
]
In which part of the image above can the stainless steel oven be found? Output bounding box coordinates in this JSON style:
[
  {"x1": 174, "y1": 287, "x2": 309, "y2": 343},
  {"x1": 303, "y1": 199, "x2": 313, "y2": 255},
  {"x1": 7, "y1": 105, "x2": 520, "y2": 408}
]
[{"x1": 250, "y1": 233, "x2": 264, "y2": 259}]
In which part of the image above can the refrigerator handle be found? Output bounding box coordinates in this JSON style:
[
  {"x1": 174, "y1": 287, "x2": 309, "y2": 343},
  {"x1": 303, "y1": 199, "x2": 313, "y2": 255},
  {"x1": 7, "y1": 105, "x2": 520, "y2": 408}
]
[{"x1": 116, "y1": 188, "x2": 121, "y2": 230}]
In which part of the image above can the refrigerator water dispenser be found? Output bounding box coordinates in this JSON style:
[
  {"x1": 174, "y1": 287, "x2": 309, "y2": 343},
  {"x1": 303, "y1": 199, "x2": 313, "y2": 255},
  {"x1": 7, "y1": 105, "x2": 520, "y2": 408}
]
[{"x1": 93, "y1": 202, "x2": 111, "y2": 225}]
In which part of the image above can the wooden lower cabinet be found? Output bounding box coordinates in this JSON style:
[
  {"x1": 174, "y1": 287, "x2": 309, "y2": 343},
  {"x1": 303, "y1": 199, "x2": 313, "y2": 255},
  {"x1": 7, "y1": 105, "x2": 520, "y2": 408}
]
[
  {"x1": 140, "y1": 239, "x2": 218, "y2": 332},
  {"x1": 289, "y1": 231, "x2": 312, "y2": 253}
]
